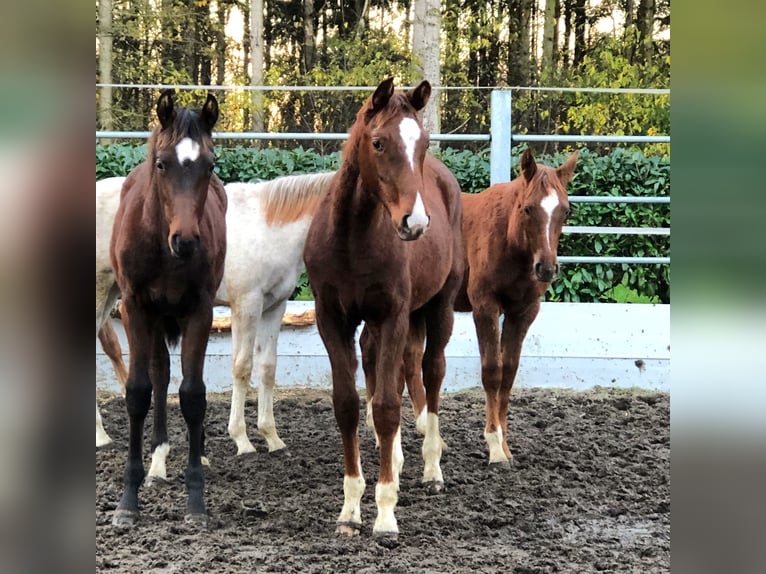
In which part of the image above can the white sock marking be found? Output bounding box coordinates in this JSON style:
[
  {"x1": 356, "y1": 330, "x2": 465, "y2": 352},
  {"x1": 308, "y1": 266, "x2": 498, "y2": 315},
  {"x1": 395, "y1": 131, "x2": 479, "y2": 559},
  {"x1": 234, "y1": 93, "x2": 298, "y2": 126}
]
[
  {"x1": 398, "y1": 117, "x2": 421, "y2": 171},
  {"x1": 338, "y1": 462, "x2": 366, "y2": 525},
  {"x1": 373, "y1": 481, "x2": 399, "y2": 534},
  {"x1": 175, "y1": 137, "x2": 200, "y2": 164},
  {"x1": 147, "y1": 442, "x2": 170, "y2": 480},
  {"x1": 484, "y1": 426, "x2": 508, "y2": 463},
  {"x1": 422, "y1": 413, "x2": 444, "y2": 483},
  {"x1": 540, "y1": 189, "x2": 560, "y2": 250}
]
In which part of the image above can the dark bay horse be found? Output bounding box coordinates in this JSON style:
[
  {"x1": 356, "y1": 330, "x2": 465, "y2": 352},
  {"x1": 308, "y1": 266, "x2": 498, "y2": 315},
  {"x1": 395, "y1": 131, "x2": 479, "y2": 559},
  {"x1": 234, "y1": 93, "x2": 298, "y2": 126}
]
[
  {"x1": 110, "y1": 91, "x2": 227, "y2": 527},
  {"x1": 451, "y1": 149, "x2": 579, "y2": 465},
  {"x1": 304, "y1": 78, "x2": 463, "y2": 538}
]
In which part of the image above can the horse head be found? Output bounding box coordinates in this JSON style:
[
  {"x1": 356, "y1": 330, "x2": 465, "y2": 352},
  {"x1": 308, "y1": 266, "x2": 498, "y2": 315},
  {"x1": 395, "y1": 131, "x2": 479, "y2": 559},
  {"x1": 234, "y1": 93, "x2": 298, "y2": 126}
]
[
  {"x1": 355, "y1": 77, "x2": 432, "y2": 241},
  {"x1": 513, "y1": 149, "x2": 578, "y2": 283},
  {"x1": 150, "y1": 90, "x2": 219, "y2": 259}
]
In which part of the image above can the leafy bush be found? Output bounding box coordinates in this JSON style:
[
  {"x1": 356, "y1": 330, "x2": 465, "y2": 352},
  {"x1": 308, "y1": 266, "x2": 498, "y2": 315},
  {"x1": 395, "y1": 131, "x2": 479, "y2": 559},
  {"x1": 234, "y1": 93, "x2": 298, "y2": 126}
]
[{"x1": 96, "y1": 143, "x2": 669, "y2": 303}]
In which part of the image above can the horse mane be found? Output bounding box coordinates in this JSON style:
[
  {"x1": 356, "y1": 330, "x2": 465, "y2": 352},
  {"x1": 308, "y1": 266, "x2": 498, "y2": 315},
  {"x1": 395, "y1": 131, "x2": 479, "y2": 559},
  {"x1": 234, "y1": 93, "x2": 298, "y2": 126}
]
[
  {"x1": 147, "y1": 107, "x2": 213, "y2": 158},
  {"x1": 260, "y1": 172, "x2": 336, "y2": 224}
]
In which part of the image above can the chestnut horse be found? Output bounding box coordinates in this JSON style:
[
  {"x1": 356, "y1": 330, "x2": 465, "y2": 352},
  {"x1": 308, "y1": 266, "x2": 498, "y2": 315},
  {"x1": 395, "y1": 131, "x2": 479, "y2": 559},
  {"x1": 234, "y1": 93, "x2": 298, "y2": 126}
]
[
  {"x1": 304, "y1": 78, "x2": 463, "y2": 538},
  {"x1": 110, "y1": 91, "x2": 227, "y2": 527},
  {"x1": 453, "y1": 149, "x2": 579, "y2": 465}
]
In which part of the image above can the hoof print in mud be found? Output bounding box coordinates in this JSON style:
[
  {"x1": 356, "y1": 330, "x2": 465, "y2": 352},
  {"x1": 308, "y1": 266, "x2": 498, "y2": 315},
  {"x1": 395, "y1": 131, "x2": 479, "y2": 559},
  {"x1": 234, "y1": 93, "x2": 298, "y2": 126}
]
[
  {"x1": 373, "y1": 532, "x2": 399, "y2": 549},
  {"x1": 112, "y1": 509, "x2": 138, "y2": 529},
  {"x1": 335, "y1": 522, "x2": 361, "y2": 537},
  {"x1": 184, "y1": 513, "x2": 209, "y2": 529},
  {"x1": 241, "y1": 499, "x2": 268, "y2": 518}
]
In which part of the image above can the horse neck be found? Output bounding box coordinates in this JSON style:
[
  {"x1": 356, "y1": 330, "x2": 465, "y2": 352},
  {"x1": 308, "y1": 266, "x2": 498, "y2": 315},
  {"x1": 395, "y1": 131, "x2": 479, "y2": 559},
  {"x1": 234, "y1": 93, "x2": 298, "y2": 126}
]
[{"x1": 329, "y1": 155, "x2": 383, "y2": 234}]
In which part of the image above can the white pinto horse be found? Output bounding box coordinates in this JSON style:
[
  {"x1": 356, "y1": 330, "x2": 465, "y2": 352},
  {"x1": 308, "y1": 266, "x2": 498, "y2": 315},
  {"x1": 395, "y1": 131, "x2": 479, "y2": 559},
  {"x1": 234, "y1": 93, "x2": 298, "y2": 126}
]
[{"x1": 95, "y1": 172, "x2": 336, "y2": 466}]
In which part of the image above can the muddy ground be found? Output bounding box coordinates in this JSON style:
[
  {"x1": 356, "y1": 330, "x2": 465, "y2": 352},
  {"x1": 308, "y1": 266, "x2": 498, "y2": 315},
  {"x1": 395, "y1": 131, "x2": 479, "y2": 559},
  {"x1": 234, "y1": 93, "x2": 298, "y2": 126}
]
[{"x1": 96, "y1": 387, "x2": 669, "y2": 573}]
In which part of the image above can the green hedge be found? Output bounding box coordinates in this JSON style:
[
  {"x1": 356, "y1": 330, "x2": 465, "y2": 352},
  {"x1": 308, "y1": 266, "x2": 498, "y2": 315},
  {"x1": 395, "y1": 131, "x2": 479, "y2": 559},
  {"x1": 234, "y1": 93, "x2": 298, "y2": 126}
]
[{"x1": 96, "y1": 143, "x2": 669, "y2": 304}]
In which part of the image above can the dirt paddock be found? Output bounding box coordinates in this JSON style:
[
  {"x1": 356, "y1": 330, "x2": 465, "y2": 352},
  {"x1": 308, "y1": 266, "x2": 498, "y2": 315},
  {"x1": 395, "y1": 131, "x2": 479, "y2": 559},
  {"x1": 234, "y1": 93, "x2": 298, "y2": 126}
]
[{"x1": 96, "y1": 386, "x2": 669, "y2": 573}]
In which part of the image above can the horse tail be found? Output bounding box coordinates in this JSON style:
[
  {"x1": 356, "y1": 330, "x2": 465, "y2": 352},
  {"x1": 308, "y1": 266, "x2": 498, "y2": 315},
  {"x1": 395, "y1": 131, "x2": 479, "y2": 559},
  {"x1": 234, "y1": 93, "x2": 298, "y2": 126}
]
[{"x1": 163, "y1": 316, "x2": 182, "y2": 349}]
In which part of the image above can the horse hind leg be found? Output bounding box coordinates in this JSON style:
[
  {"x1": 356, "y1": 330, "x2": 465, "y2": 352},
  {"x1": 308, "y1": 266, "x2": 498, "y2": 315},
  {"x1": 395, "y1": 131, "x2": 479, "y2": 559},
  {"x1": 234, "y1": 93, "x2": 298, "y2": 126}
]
[
  {"x1": 147, "y1": 329, "x2": 171, "y2": 484},
  {"x1": 360, "y1": 325, "x2": 379, "y2": 447},
  {"x1": 404, "y1": 311, "x2": 427, "y2": 435},
  {"x1": 254, "y1": 302, "x2": 287, "y2": 452},
  {"x1": 227, "y1": 298, "x2": 260, "y2": 455},
  {"x1": 419, "y1": 290, "x2": 460, "y2": 493}
]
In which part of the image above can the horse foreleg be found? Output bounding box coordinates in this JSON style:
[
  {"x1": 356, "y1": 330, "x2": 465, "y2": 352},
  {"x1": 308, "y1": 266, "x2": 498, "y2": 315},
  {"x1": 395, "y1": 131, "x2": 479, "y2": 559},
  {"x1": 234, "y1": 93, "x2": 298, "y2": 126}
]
[
  {"x1": 316, "y1": 301, "x2": 364, "y2": 536},
  {"x1": 179, "y1": 306, "x2": 213, "y2": 526},
  {"x1": 113, "y1": 303, "x2": 153, "y2": 528},
  {"x1": 228, "y1": 299, "x2": 260, "y2": 455},
  {"x1": 371, "y1": 315, "x2": 407, "y2": 538},
  {"x1": 147, "y1": 330, "x2": 170, "y2": 483},
  {"x1": 472, "y1": 304, "x2": 507, "y2": 466},
  {"x1": 255, "y1": 302, "x2": 287, "y2": 452},
  {"x1": 499, "y1": 302, "x2": 540, "y2": 460}
]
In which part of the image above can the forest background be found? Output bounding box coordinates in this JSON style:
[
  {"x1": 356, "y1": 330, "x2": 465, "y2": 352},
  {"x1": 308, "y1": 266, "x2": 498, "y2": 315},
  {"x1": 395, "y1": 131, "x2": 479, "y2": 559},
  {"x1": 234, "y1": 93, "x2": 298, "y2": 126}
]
[{"x1": 95, "y1": 0, "x2": 670, "y2": 303}]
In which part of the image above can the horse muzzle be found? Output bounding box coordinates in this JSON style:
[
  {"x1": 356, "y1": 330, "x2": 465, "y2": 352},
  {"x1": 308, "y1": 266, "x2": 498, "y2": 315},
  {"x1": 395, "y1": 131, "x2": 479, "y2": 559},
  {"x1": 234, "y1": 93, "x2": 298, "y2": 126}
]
[
  {"x1": 534, "y1": 262, "x2": 560, "y2": 283},
  {"x1": 397, "y1": 214, "x2": 430, "y2": 241},
  {"x1": 170, "y1": 232, "x2": 200, "y2": 259}
]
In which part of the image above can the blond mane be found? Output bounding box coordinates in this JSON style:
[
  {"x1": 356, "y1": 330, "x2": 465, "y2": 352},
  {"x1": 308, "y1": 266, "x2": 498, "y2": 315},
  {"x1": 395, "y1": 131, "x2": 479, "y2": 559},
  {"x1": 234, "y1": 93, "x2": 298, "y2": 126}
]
[{"x1": 259, "y1": 172, "x2": 336, "y2": 224}]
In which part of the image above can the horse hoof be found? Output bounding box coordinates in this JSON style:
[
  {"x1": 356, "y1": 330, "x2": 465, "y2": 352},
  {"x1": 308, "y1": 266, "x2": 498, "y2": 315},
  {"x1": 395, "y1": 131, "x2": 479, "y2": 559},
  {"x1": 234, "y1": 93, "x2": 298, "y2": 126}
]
[
  {"x1": 269, "y1": 447, "x2": 291, "y2": 458},
  {"x1": 373, "y1": 531, "x2": 399, "y2": 548},
  {"x1": 145, "y1": 475, "x2": 169, "y2": 488},
  {"x1": 241, "y1": 499, "x2": 268, "y2": 518},
  {"x1": 184, "y1": 513, "x2": 209, "y2": 528},
  {"x1": 424, "y1": 480, "x2": 445, "y2": 495},
  {"x1": 112, "y1": 509, "x2": 138, "y2": 529},
  {"x1": 335, "y1": 522, "x2": 361, "y2": 537},
  {"x1": 489, "y1": 459, "x2": 512, "y2": 470}
]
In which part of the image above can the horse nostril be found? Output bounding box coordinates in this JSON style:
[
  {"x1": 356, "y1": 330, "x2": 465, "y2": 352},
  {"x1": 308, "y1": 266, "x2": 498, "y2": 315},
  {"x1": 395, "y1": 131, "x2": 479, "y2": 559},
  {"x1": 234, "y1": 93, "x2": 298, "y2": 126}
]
[
  {"x1": 534, "y1": 262, "x2": 543, "y2": 276},
  {"x1": 401, "y1": 215, "x2": 410, "y2": 232},
  {"x1": 554, "y1": 263, "x2": 560, "y2": 276}
]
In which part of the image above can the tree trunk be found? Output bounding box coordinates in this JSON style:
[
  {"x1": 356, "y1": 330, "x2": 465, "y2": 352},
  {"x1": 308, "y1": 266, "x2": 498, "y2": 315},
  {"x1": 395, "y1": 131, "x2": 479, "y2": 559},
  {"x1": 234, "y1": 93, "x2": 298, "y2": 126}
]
[
  {"x1": 638, "y1": 0, "x2": 655, "y2": 67},
  {"x1": 250, "y1": 0, "x2": 265, "y2": 135},
  {"x1": 412, "y1": 0, "x2": 441, "y2": 142},
  {"x1": 97, "y1": 0, "x2": 113, "y2": 133},
  {"x1": 573, "y1": 0, "x2": 587, "y2": 67},
  {"x1": 216, "y1": 1, "x2": 227, "y2": 85},
  {"x1": 542, "y1": 0, "x2": 557, "y2": 73},
  {"x1": 303, "y1": 0, "x2": 315, "y2": 73},
  {"x1": 519, "y1": 0, "x2": 532, "y2": 83},
  {"x1": 562, "y1": 0, "x2": 573, "y2": 67}
]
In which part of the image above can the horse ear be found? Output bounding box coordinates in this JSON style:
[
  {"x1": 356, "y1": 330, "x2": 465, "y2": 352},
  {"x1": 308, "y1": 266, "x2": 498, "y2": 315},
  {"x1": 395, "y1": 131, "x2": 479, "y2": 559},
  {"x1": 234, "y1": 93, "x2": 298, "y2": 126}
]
[
  {"x1": 201, "y1": 93, "x2": 219, "y2": 132},
  {"x1": 371, "y1": 77, "x2": 395, "y2": 114},
  {"x1": 556, "y1": 150, "x2": 579, "y2": 186},
  {"x1": 520, "y1": 149, "x2": 537, "y2": 182},
  {"x1": 156, "y1": 90, "x2": 176, "y2": 130},
  {"x1": 406, "y1": 81, "x2": 431, "y2": 112}
]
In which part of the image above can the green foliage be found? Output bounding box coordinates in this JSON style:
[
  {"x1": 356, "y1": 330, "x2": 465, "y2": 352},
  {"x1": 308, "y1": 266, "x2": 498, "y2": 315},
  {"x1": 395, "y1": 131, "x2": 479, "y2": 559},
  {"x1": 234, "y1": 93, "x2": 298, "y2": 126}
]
[{"x1": 96, "y1": 143, "x2": 669, "y2": 304}]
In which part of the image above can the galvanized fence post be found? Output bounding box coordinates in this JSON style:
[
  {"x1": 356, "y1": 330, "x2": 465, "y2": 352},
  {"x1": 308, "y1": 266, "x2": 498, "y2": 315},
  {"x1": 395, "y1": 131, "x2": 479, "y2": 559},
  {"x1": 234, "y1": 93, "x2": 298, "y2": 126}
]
[{"x1": 490, "y1": 89, "x2": 512, "y2": 185}]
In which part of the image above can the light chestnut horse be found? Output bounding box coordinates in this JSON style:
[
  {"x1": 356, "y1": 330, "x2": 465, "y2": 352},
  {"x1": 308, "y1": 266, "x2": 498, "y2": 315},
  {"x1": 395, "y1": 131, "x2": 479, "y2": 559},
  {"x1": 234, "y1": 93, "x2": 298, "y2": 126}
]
[
  {"x1": 110, "y1": 90, "x2": 227, "y2": 527},
  {"x1": 449, "y1": 149, "x2": 579, "y2": 465},
  {"x1": 96, "y1": 172, "x2": 336, "y2": 456},
  {"x1": 304, "y1": 78, "x2": 464, "y2": 538}
]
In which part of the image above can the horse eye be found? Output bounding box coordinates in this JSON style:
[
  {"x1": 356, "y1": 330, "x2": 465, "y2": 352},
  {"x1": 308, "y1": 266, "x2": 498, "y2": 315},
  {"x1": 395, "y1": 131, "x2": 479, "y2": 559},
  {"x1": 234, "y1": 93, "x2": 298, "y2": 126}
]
[
  {"x1": 372, "y1": 139, "x2": 383, "y2": 152},
  {"x1": 155, "y1": 159, "x2": 165, "y2": 171}
]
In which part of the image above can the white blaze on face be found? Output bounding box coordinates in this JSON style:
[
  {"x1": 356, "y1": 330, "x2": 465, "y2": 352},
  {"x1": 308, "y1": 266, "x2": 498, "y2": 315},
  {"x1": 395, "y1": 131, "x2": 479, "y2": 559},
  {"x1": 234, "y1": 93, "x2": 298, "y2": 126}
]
[
  {"x1": 176, "y1": 137, "x2": 200, "y2": 164},
  {"x1": 398, "y1": 117, "x2": 421, "y2": 172},
  {"x1": 540, "y1": 189, "x2": 560, "y2": 250},
  {"x1": 408, "y1": 191, "x2": 429, "y2": 229}
]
